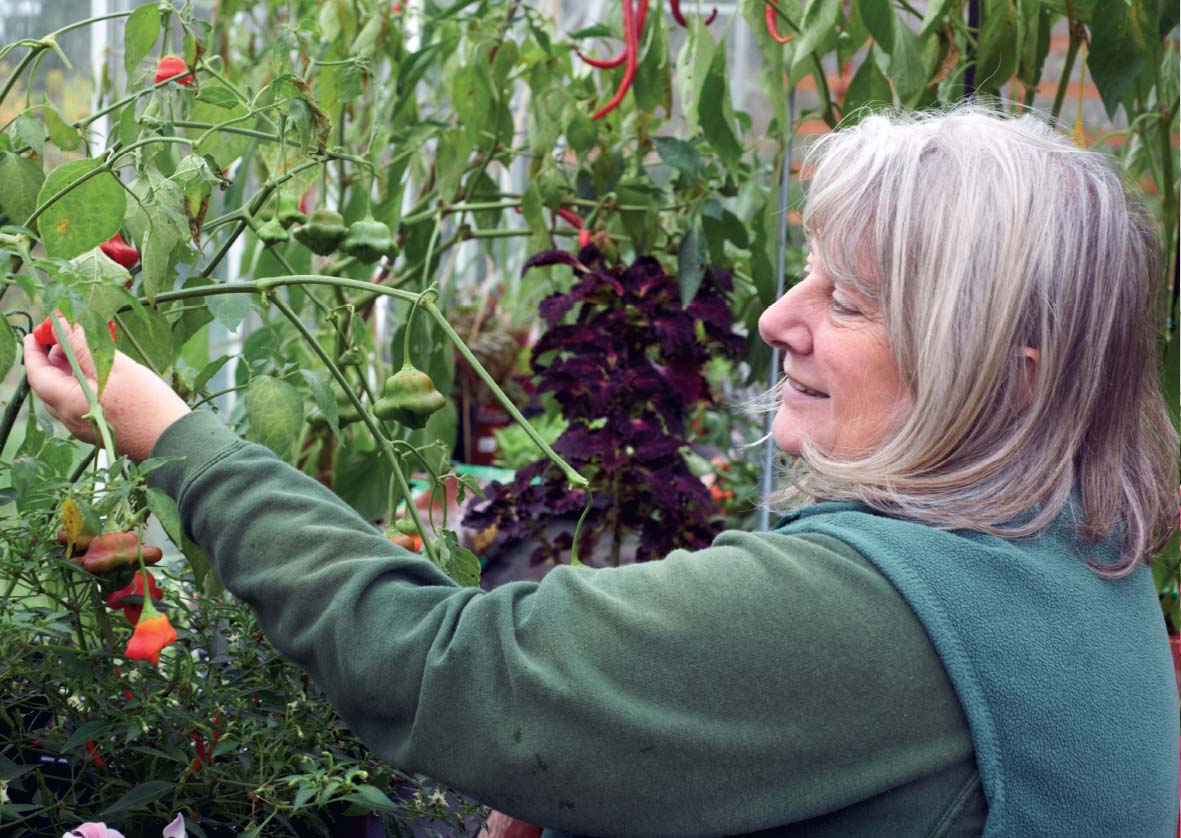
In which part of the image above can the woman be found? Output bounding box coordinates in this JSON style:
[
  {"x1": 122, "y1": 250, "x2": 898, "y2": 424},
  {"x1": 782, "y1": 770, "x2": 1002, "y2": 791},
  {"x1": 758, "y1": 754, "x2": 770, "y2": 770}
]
[{"x1": 24, "y1": 106, "x2": 1180, "y2": 837}]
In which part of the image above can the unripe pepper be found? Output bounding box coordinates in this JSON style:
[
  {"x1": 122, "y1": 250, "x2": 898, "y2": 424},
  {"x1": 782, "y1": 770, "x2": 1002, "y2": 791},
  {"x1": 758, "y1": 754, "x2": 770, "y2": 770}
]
[
  {"x1": 340, "y1": 217, "x2": 396, "y2": 264},
  {"x1": 293, "y1": 208, "x2": 348, "y2": 255},
  {"x1": 374, "y1": 364, "x2": 446, "y2": 428},
  {"x1": 100, "y1": 233, "x2": 139, "y2": 268},
  {"x1": 277, "y1": 202, "x2": 307, "y2": 229},
  {"x1": 155, "y1": 55, "x2": 194, "y2": 86},
  {"x1": 254, "y1": 217, "x2": 290, "y2": 246},
  {"x1": 74, "y1": 532, "x2": 164, "y2": 574}
]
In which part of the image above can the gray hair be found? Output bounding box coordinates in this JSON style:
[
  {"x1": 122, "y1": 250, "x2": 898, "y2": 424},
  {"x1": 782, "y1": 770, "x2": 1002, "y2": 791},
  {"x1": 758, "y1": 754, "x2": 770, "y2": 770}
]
[{"x1": 768, "y1": 104, "x2": 1177, "y2": 576}]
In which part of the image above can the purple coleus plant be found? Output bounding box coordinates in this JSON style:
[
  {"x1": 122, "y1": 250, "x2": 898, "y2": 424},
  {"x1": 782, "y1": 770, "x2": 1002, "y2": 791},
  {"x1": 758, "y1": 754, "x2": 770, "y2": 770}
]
[{"x1": 464, "y1": 244, "x2": 743, "y2": 565}]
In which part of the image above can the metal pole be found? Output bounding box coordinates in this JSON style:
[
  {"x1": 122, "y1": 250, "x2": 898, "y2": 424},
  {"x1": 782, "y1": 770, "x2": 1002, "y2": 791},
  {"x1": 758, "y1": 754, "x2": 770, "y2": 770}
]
[{"x1": 757, "y1": 90, "x2": 795, "y2": 531}]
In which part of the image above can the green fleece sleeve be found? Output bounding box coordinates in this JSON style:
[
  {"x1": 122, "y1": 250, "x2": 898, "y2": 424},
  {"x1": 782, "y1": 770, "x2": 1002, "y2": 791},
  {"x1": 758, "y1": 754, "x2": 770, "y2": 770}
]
[{"x1": 148, "y1": 411, "x2": 976, "y2": 837}]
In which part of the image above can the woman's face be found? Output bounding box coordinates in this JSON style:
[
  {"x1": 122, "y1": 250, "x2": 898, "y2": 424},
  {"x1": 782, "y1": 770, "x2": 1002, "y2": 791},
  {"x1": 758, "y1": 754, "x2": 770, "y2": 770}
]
[{"x1": 757, "y1": 248, "x2": 909, "y2": 457}]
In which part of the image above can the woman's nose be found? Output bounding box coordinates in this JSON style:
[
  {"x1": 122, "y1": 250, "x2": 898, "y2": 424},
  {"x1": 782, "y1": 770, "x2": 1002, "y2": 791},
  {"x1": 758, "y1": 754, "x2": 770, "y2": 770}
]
[{"x1": 758, "y1": 282, "x2": 813, "y2": 356}]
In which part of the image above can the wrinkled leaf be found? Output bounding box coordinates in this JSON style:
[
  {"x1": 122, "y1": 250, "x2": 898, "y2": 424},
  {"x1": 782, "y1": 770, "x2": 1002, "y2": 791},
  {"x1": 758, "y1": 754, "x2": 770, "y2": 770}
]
[
  {"x1": 245, "y1": 375, "x2": 304, "y2": 458},
  {"x1": 123, "y1": 3, "x2": 161, "y2": 76},
  {"x1": 36, "y1": 158, "x2": 126, "y2": 259},
  {"x1": 0, "y1": 314, "x2": 15, "y2": 383},
  {"x1": 0, "y1": 153, "x2": 43, "y2": 227}
]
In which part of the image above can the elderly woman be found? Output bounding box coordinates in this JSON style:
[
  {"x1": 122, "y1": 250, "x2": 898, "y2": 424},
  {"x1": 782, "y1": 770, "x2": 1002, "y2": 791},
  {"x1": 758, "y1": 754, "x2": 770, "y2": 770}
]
[{"x1": 24, "y1": 106, "x2": 1180, "y2": 837}]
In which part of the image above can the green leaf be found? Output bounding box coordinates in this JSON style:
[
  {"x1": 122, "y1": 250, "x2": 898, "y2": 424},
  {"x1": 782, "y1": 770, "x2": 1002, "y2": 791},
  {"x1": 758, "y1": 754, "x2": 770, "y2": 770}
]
[
  {"x1": 123, "y1": 3, "x2": 161, "y2": 76},
  {"x1": 187, "y1": 100, "x2": 251, "y2": 170},
  {"x1": 301, "y1": 368, "x2": 338, "y2": 436},
  {"x1": 0, "y1": 153, "x2": 44, "y2": 228},
  {"x1": 114, "y1": 305, "x2": 174, "y2": 374},
  {"x1": 633, "y1": 1, "x2": 670, "y2": 114},
  {"x1": 245, "y1": 375, "x2": 304, "y2": 458},
  {"x1": 195, "y1": 83, "x2": 238, "y2": 109},
  {"x1": 342, "y1": 784, "x2": 402, "y2": 813},
  {"x1": 919, "y1": 0, "x2": 957, "y2": 37},
  {"x1": 857, "y1": 0, "x2": 895, "y2": 51},
  {"x1": 975, "y1": 0, "x2": 1019, "y2": 93},
  {"x1": 146, "y1": 487, "x2": 183, "y2": 547},
  {"x1": 792, "y1": 0, "x2": 844, "y2": 72},
  {"x1": 652, "y1": 136, "x2": 705, "y2": 181},
  {"x1": 564, "y1": 104, "x2": 598, "y2": 153},
  {"x1": 62, "y1": 719, "x2": 113, "y2": 752},
  {"x1": 885, "y1": 16, "x2": 926, "y2": 106},
  {"x1": 43, "y1": 104, "x2": 80, "y2": 151},
  {"x1": 674, "y1": 17, "x2": 717, "y2": 133},
  {"x1": 206, "y1": 291, "x2": 250, "y2": 332},
  {"x1": 699, "y1": 42, "x2": 743, "y2": 174},
  {"x1": 78, "y1": 308, "x2": 116, "y2": 393},
  {"x1": 140, "y1": 224, "x2": 175, "y2": 304},
  {"x1": 677, "y1": 220, "x2": 708, "y2": 306},
  {"x1": 13, "y1": 113, "x2": 44, "y2": 157},
  {"x1": 99, "y1": 780, "x2": 174, "y2": 820},
  {"x1": 1087, "y1": 0, "x2": 1150, "y2": 119},
  {"x1": 36, "y1": 158, "x2": 126, "y2": 259},
  {"x1": 0, "y1": 314, "x2": 16, "y2": 383},
  {"x1": 844, "y1": 44, "x2": 895, "y2": 118}
]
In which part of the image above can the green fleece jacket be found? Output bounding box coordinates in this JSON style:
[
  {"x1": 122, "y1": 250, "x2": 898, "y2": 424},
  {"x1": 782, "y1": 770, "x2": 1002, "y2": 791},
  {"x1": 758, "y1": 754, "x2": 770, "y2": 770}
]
[{"x1": 150, "y1": 411, "x2": 989, "y2": 836}]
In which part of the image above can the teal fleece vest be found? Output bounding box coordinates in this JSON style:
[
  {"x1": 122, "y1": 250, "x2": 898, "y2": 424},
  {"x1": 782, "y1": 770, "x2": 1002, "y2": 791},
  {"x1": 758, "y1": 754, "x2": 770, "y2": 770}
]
[{"x1": 775, "y1": 501, "x2": 1179, "y2": 838}]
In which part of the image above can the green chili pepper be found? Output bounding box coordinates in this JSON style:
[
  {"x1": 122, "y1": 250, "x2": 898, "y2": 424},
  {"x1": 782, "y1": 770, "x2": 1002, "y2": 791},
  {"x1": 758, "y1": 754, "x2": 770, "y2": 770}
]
[
  {"x1": 340, "y1": 217, "x2": 396, "y2": 264},
  {"x1": 293, "y1": 208, "x2": 349, "y2": 255},
  {"x1": 373, "y1": 365, "x2": 446, "y2": 428},
  {"x1": 255, "y1": 217, "x2": 290, "y2": 246}
]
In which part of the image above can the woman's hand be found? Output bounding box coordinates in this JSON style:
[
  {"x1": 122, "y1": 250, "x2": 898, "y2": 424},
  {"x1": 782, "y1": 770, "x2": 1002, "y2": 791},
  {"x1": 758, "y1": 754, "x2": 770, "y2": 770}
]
[
  {"x1": 476, "y1": 811, "x2": 542, "y2": 838},
  {"x1": 23, "y1": 318, "x2": 190, "y2": 462}
]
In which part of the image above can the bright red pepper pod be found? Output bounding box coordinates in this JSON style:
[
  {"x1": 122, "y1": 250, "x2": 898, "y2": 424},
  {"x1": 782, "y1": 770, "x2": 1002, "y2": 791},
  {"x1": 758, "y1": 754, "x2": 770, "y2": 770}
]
[
  {"x1": 154, "y1": 55, "x2": 194, "y2": 86},
  {"x1": 124, "y1": 612, "x2": 177, "y2": 665},
  {"x1": 100, "y1": 233, "x2": 140, "y2": 269},
  {"x1": 577, "y1": 228, "x2": 593, "y2": 249},
  {"x1": 105, "y1": 571, "x2": 164, "y2": 624},
  {"x1": 32, "y1": 313, "x2": 116, "y2": 347},
  {"x1": 31, "y1": 316, "x2": 58, "y2": 346}
]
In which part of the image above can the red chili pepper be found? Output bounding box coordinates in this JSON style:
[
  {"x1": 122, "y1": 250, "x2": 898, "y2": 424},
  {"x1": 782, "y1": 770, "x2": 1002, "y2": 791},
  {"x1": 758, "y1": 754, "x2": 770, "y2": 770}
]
[
  {"x1": 85, "y1": 740, "x2": 105, "y2": 768},
  {"x1": 31, "y1": 314, "x2": 117, "y2": 346},
  {"x1": 577, "y1": 228, "x2": 593, "y2": 249},
  {"x1": 555, "y1": 207, "x2": 584, "y2": 229},
  {"x1": 105, "y1": 571, "x2": 164, "y2": 625},
  {"x1": 154, "y1": 56, "x2": 194, "y2": 86},
  {"x1": 669, "y1": 0, "x2": 717, "y2": 27},
  {"x1": 577, "y1": 0, "x2": 648, "y2": 72},
  {"x1": 591, "y1": 0, "x2": 641, "y2": 120},
  {"x1": 765, "y1": 3, "x2": 795, "y2": 43},
  {"x1": 100, "y1": 232, "x2": 139, "y2": 269}
]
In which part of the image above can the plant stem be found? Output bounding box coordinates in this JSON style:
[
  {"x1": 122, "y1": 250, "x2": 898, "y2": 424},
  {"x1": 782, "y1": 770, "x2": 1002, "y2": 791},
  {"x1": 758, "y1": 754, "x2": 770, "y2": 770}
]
[
  {"x1": 0, "y1": 375, "x2": 29, "y2": 457},
  {"x1": 422, "y1": 299, "x2": 588, "y2": 489},
  {"x1": 268, "y1": 294, "x2": 441, "y2": 567},
  {"x1": 49, "y1": 318, "x2": 118, "y2": 465},
  {"x1": 1051, "y1": 30, "x2": 1081, "y2": 122},
  {"x1": 0, "y1": 43, "x2": 46, "y2": 111}
]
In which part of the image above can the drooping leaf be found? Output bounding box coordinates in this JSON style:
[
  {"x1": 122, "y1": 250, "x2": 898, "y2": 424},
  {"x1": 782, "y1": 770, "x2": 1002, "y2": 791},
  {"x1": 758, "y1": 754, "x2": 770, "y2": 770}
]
[
  {"x1": 43, "y1": 104, "x2": 80, "y2": 151},
  {"x1": 857, "y1": 0, "x2": 895, "y2": 51},
  {"x1": 245, "y1": 375, "x2": 304, "y2": 458},
  {"x1": 885, "y1": 15, "x2": 926, "y2": 105},
  {"x1": 100, "y1": 781, "x2": 174, "y2": 820},
  {"x1": 677, "y1": 219, "x2": 708, "y2": 306},
  {"x1": 301, "y1": 368, "x2": 339, "y2": 436},
  {"x1": 844, "y1": 44, "x2": 895, "y2": 118},
  {"x1": 1087, "y1": 0, "x2": 1150, "y2": 118},
  {"x1": 123, "y1": 3, "x2": 161, "y2": 76},
  {"x1": 0, "y1": 153, "x2": 44, "y2": 228},
  {"x1": 0, "y1": 314, "x2": 16, "y2": 383},
  {"x1": 700, "y1": 41, "x2": 743, "y2": 173},
  {"x1": 36, "y1": 158, "x2": 126, "y2": 259},
  {"x1": 791, "y1": 0, "x2": 844, "y2": 72}
]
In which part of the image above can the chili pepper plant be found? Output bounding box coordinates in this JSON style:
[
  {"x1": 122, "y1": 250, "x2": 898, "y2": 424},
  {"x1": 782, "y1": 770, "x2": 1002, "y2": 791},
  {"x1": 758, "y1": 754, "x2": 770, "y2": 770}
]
[{"x1": 0, "y1": 0, "x2": 1177, "y2": 834}]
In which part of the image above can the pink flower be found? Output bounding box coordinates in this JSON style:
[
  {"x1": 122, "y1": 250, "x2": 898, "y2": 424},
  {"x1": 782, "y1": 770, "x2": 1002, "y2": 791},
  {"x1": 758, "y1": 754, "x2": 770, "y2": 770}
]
[{"x1": 63, "y1": 825, "x2": 125, "y2": 838}]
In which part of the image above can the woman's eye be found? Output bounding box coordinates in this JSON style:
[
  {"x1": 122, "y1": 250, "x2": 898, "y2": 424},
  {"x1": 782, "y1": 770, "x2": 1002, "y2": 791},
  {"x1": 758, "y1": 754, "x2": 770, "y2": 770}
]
[{"x1": 829, "y1": 296, "x2": 860, "y2": 316}]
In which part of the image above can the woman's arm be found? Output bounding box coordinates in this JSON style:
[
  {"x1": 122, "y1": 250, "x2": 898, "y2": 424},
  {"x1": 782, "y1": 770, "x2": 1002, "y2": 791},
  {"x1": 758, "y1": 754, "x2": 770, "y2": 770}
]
[{"x1": 147, "y1": 411, "x2": 975, "y2": 836}]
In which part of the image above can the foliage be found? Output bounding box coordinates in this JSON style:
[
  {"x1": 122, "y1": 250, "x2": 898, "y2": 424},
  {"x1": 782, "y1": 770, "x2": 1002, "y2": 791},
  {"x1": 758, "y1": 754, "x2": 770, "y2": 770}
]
[{"x1": 464, "y1": 246, "x2": 743, "y2": 566}]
